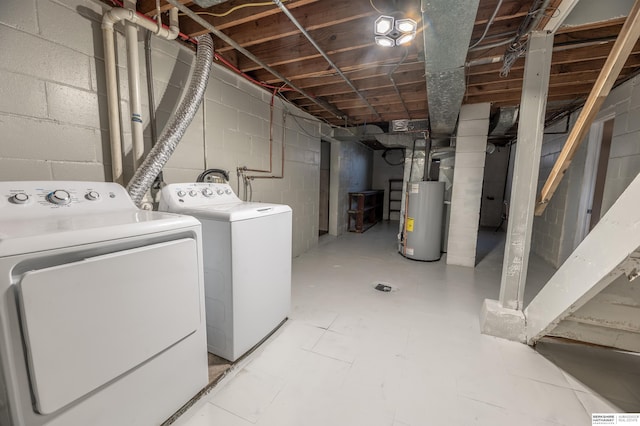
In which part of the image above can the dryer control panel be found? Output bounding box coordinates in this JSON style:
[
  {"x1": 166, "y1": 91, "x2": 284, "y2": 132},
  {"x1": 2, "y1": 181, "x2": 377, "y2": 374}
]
[
  {"x1": 0, "y1": 181, "x2": 136, "y2": 217},
  {"x1": 159, "y1": 183, "x2": 241, "y2": 210}
]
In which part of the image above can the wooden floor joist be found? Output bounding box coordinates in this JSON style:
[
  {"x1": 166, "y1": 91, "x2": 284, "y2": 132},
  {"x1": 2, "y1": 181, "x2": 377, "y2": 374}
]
[{"x1": 535, "y1": 0, "x2": 640, "y2": 216}]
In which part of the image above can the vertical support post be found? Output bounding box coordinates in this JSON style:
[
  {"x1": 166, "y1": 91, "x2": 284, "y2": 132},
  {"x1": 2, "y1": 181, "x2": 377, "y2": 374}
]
[
  {"x1": 500, "y1": 31, "x2": 554, "y2": 310},
  {"x1": 480, "y1": 31, "x2": 554, "y2": 341}
]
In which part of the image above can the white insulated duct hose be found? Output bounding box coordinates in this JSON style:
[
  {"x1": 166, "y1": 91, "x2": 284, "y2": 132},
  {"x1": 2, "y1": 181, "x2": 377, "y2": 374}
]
[{"x1": 127, "y1": 34, "x2": 214, "y2": 206}]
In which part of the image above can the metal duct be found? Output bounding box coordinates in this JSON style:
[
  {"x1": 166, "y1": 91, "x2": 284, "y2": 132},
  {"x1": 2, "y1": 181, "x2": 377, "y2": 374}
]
[
  {"x1": 489, "y1": 106, "x2": 519, "y2": 136},
  {"x1": 191, "y1": 0, "x2": 231, "y2": 7},
  {"x1": 390, "y1": 119, "x2": 429, "y2": 133},
  {"x1": 127, "y1": 34, "x2": 214, "y2": 207},
  {"x1": 421, "y1": 0, "x2": 480, "y2": 138},
  {"x1": 374, "y1": 133, "x2": 417, "y2": 149}
]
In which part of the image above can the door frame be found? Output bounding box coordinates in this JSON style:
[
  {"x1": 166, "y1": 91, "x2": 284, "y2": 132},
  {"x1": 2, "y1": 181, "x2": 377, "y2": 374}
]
[{"x1": 573, "y1": 112, "x2": 615, "y2": 249}]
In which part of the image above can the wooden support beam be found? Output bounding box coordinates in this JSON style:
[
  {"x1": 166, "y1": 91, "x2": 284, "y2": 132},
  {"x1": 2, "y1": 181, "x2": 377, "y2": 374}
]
[{"x1": 535, "y1": 0, "x2": 640, "y2": 216}]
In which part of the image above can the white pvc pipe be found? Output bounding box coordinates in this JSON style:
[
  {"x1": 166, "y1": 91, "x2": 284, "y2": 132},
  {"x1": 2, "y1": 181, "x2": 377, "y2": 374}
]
[
  {"x1": 124, "y1": 1, "x2": 144, "y2": 170},
  {"x1": 101, "y1": 16, "x2": 124, "y2": 184},
  {"x1": 101, "y1": 5, "x2": 180, "y2": 185},
  {"x1": 104, "y1": 7, "x2": 179, "y2": 41}
]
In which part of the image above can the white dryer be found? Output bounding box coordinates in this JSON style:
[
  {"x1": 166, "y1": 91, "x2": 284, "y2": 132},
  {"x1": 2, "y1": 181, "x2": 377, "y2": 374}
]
[
  {"x1": 159, "y1": 182, "x2": 291, "y2": 362},
  {"x1": 0, "y1": 181, "x2": 208, "y2": 426}
]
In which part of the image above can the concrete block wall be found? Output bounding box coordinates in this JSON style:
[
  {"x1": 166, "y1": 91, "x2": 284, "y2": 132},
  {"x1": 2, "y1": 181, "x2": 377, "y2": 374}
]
[
  {"x1": 532, "y1": 77, "x2": 640, "y2": 267},
  {"x1": 0, "y1": 0, "x2": 324, "y2": 257},
  {"x1": 318, "y1": 129, "x2": 374, "y2": 236},
  {"x1": 600, "y1": 77, "x2": 640, "y2": 214},
  {"x1": 447, "y1": 103, "x2": 490, "y2": 267},
  {"x1": 330, "y1": 136, "x2": 373, "y2": 235},
  {"x1": 0, "y1": 0, "x2": 111, "y2": 181},
  {"x1": 200, "y1": 68, "x2": 323, "y2": 256},
  {"x1": 531, "y1": 114, "x2": 580, "y2": 267},
  {"x1": 479, "y1": 146, "x2": 510, "y2": 228},
  {"x1": 372, "y1": 150, "x2": 404, "y2": 220}
]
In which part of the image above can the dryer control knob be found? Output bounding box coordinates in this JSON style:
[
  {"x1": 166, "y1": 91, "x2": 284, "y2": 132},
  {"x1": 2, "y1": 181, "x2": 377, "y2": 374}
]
[
  {"x1": 189, "y1": 190, "x2": 198, "y2": 197},
  {"x1": 47, "y1": 190, "x2": 71, "y2": 205},
  {"x1": 225, "y1": 189, "x2": 232, "y2": 195},
  {"x1": 85, "y1": 191, "x2": 100, "y2": 201},
  {"x1": 10, "y1": 193, "x2": 30, "y2": 204},
  {"x1": 216, "y1": 189, "x2": 224, "y2": 195},
  {"x1": 202, "y1": 188, "x2": 214, "y2": 197},
  {"x1": 177, "y1": 190, "x2": 186, "y2": 197}
]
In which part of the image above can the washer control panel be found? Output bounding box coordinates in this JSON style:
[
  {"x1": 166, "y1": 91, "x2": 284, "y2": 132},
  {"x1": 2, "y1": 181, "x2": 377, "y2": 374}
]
[
  {"x1": 0, "y1": 181, "x2": 136, "y2": 216},
  {"x1": 159, "y1": 183, "x2": 241, "y2": 210}
]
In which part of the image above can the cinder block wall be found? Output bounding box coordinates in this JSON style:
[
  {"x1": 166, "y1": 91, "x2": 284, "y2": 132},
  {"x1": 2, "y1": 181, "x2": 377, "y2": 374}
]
[
  {"x1": 0, "y1": 0, "x2": 329, "y2": 257},
  {"x1": 447, "y1": 103, "x2": 490, "y2": 267},
  {"x1": 333, "y1": 138, "x2": 373, "y2": 235},
  {"x1": 372, "y1": 150, "x2": 404, "y2": 220},
  {"x1": 532, "y1": 77, "x2": 640, "y2": 267},
  {"x1": 530, "y1": 114, "x2": 581, "y2": 267}
]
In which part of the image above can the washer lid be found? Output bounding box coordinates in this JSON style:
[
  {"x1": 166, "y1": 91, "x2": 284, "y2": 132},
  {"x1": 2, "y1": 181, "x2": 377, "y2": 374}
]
[{"x1": 177, "y1": 202, "x2": 292, "y2": 222}]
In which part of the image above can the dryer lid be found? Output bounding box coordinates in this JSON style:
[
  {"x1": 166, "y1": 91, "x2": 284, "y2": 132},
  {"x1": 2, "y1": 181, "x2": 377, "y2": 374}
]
[{"x1": 0, "y1": 181, "x2": 199, "y2": 256}]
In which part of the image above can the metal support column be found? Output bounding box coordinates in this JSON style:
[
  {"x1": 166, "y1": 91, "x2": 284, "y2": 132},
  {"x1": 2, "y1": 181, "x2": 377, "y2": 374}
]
[{"x1": 480, "y1": 31, "x2": 554, "y2": 341}]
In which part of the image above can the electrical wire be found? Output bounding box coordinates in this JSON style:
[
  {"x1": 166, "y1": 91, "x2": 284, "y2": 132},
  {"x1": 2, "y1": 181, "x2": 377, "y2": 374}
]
[
  {"x1": 181, "y1": 1, "x2": 287, "y2": 18},
  {"x1": 388, "y1": 47, "x2": 410, "y2": 117},
  {"x1": 155, "y1": 0, "x2": 162, "y2": 34},
  {"x1": 500, "y1": 0, "x2": 552, "y2": 77},
  {"x1": 212, "y1": 53, "x2": 294, "y2": 92},
  {"x1": 288, "y1": 113, "x2": 321, "y2": 138},
  {"x1": 369, "y1": 0, "x2": 384, "y2": 14},
  {"x1": 469, "y1": 0, "x2": 504, "y2": 49}
]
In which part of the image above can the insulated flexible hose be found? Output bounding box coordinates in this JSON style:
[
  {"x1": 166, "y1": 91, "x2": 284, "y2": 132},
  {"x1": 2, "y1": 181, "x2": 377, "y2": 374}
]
[{"x1": 127, "y1": 34, "x2": 213, "y2": 207}]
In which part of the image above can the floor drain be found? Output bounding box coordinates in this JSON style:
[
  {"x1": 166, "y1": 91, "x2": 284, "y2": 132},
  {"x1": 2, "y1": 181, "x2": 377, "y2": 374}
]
[{"x1": 374, "y1": 283, "x2": 393, "y2": 292}]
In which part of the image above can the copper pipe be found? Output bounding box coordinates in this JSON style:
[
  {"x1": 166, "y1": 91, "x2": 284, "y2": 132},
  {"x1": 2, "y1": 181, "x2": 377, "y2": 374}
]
[
  {"x1": 247, "y1": 111, "x2": 286, "y2": 180},
  {"x1": 242, "y1": 88, "x2": 277, "y2": 174}
]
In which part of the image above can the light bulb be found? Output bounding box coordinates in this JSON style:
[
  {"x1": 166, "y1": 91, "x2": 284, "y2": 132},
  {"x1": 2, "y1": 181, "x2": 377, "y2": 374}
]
[
  {"x1": 374, "y1": 16, "x2": 394, "y2": 35},
  {"x1": 396, "y1": 18, "x2": 417, "y2": 33},
  {"x1": 396, "y1": 33, "x2": 416, "y2": 45},
  {"x1": 375, "y1": 36, "x2": 395, "y2": 47}
]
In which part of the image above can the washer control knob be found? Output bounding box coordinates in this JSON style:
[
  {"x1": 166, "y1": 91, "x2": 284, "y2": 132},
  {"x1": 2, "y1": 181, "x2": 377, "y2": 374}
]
[
  {"x1": 9, "y1": 192, "x2": 29, "y2": 204},
  {"x1": 202, "y1": 188, "x2": 214, "y2": 197},
  {"x1": 189, "y1": 190, "x2": 198, "y2": 197},
  {"x1": 225, "y1": 189, "x2": 232, "y2": 195},
  {"x1": 47, "y1": 190, "x2": 71, "y2": 205},
  {"x1": 177, "y1": 190, "x2": 186, "y2": 198},
  {"x1": 85, "y1": 191, "x2": 100, "y2": 201},
  {"x1": 216, "y1": 189, "x2": 224, "y2": 195},
  {"x1": 10, "y1": 193, "x2": 30, "y2": 204}
]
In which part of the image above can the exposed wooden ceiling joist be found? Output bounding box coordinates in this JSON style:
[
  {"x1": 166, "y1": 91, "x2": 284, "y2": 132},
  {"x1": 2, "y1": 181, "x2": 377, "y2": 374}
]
[{"x1": 123, "y1": 0, "x2": 640, "y2": 128}]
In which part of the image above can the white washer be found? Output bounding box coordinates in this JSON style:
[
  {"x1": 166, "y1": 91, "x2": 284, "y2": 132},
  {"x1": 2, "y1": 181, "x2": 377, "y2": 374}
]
[
  {"x1": 0, "y1": 181, "x2": 208, "y2": 426},
  {"x1": 159, "y1": 182, "x2": 291, "y2": 362}
]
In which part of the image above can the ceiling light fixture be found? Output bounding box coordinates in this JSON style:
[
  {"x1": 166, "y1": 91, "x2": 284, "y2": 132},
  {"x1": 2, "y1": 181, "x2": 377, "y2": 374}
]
[{"x1": 374, "y1": 15, "x2": 417, "y2": 47}]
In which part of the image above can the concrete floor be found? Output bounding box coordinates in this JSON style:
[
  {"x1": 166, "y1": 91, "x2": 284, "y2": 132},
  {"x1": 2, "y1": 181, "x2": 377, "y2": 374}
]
[{"x1": 173, "y1": 221, "x2": 632, "y2": 426}]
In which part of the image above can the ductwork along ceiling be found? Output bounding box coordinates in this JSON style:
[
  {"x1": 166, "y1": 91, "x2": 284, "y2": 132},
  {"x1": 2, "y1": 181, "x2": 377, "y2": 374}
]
[{"x1": 122, "y1": 0, "x2": 640, "y2": 146}]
